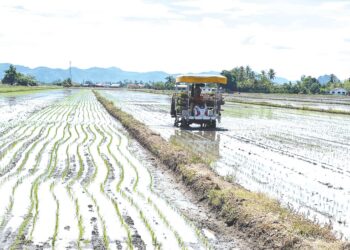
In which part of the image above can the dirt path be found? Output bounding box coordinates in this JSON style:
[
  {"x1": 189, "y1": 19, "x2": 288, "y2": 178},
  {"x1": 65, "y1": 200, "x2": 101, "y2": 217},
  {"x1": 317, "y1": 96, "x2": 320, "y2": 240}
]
[{"x1": 0, "y1": 90, "x2": 246, "y2": 249}]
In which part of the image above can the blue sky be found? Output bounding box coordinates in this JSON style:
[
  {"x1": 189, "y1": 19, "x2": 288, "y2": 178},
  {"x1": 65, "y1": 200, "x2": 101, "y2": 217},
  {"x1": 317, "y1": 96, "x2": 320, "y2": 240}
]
[{"x1": 1, "y1": 0, "x2": 350, "y2": 80}]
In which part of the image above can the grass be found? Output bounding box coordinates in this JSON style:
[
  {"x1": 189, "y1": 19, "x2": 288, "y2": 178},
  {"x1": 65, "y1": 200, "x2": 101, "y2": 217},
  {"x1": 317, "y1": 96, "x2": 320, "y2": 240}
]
[
  {"x1": 93, "y1": 90, "x2": 346, "y2": 249},
  {"x1": 0, "y1": 84, "x2": 61, "y2": 94}
]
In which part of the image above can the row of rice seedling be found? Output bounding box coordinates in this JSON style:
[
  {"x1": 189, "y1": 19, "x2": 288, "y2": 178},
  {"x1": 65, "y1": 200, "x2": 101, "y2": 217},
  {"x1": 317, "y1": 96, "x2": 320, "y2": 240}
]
[
  {"x1": 101, "y1": 120, "x2": 209, "y2": 248},
  {"x1": 0, "y1": 90, "x2": 212, "y2": 249},
  {"x1": 0, "y1": 104, "x2": 66, "y2": 247},
  {"x1": 1, "y1": 95, "x2": 77, "y2": 247}
]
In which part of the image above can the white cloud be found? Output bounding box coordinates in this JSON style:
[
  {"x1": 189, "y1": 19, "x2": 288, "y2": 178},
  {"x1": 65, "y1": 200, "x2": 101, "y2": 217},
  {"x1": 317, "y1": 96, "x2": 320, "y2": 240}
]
[{"x1": 0, "y1": 0, "x2": 349, "y2": 79}]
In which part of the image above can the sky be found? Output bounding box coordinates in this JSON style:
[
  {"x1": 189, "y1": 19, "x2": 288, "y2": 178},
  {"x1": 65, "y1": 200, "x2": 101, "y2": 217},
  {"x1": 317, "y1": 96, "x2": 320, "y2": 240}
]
[{"x1": 1, "y1": 0, "x2": 350, "y2": 80}]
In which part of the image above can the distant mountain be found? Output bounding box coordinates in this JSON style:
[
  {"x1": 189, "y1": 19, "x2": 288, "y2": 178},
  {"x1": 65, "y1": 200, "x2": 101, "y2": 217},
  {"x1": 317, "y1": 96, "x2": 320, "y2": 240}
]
[
  {"x1": 318, "y1": 74, "x2": 340, "y2": 85},
  {"x1": 273, "y1": 77, "x2": 290, "y2": 84},
  {"x1": 0, "y1": 63, "x2": 294, "y2": 85},
  {"x1": 0, "y1": 63, "x2": 176, "y2": 84}
]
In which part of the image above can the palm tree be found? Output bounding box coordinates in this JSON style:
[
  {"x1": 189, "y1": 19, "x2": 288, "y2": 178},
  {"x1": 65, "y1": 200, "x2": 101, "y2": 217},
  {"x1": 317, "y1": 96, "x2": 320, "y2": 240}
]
[
  {"x1": 238, "y1": 66, "x2": 245, "y2": 82},
  {"x1": 165, "y1": 75, "x2": 175, "y2": 84},
  {"x1": 245, "y1": 66, "x2": 251, "y2": 79},
  {"x1": 329, "y1": 74, "x2": 336, "y2": 84},
  {"x1": 268, "y1": 69, "x2": 276, "y2": 80}
]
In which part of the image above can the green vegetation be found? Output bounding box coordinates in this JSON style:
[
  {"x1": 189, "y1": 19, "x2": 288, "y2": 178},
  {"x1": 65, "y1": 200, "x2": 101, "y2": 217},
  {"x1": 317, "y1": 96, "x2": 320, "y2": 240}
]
[
  {"x1": 221, "y1": 65, "x2": 350, "y2": 94},
  {"x1": 53, "y1": 78, "x2": 73, "y2": 88},
  {"x1": 1, "y1": 64, "x2": 38, "y2": 86},
  {"x1": 141, "y1": 75, "x2": 175, "y2": 90},
  {"x1": 0, "y1": 84, "x2": 60, "y2": 93}
]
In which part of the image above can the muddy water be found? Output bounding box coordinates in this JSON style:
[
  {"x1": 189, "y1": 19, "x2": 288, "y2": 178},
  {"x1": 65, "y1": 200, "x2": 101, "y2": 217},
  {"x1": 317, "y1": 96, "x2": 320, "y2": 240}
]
[
  {"x1": 0, "y1": 89, "x2": 235, "y2": 249},
  {"x1": 101, "y1": 89, "x2": 350, "y2": 240}
]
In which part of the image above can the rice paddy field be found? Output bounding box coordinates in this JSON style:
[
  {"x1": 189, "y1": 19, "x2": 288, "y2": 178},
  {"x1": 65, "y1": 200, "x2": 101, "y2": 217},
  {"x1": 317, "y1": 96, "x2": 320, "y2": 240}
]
[
  {"x1": 0, "y1": 89, "x2": 241, "y2": 249},
  {"x1": 100, "y1": 90, "x2": 350, "y2": 241},
  {"x1": 226, "y1": 92, "x2": 350, "y2": 112}
]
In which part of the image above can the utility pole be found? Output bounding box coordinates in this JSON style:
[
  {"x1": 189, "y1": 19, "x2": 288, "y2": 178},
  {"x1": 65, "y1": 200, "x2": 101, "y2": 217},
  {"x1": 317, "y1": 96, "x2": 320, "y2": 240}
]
[{"x1": 69, "y1": 61, "x2": 72, "y2": 82}]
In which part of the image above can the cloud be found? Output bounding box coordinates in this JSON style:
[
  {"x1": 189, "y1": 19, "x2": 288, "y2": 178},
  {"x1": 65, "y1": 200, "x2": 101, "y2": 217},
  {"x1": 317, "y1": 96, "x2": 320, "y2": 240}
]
[
  {"x1": 273, "y1": 46, "x2": 293, "y2": 50},
  {"x1": 242, "y1": 36, "x2": 255, "y2": 45},
  {"x1": 0, "y1": 0, "x2": 349, "y2": 80}
]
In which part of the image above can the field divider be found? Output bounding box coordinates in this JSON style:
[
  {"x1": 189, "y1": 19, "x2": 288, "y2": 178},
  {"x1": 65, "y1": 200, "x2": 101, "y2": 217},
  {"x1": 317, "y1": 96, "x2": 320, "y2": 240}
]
[{"x1": 93, "y1": 90, "x2": 347, "y2": 249}]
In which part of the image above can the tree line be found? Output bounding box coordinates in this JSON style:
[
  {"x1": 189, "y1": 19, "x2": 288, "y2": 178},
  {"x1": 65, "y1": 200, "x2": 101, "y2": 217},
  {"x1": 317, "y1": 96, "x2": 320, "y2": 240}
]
[
  {"x1": 1, "y1": 65, "x2": 73, "y2": 87},
  {"x1": 221, "y1": 66, "x2": 350, "y2": 94},
  {"x1": 2, "y1": 64, "x2": 349, "y2": 94},
  {"x1": 1, "y1": 65, "x2": 38, "y2": 86}
]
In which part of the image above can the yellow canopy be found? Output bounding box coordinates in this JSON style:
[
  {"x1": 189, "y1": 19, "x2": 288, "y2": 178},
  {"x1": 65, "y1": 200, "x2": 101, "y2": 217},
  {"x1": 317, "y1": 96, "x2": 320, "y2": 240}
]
[{"x1": 176, "y1": 75, "x2": 227, "y2": 85}]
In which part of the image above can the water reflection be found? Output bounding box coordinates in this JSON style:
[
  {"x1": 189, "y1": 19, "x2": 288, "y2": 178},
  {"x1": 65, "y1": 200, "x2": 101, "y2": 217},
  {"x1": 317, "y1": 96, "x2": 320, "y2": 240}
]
[
  {"x1": 169, "y1": 129, "x2": 221, "y2": 161},
  {"x1": 7, "y1": 96, "x2": 18, "y2": 106}
]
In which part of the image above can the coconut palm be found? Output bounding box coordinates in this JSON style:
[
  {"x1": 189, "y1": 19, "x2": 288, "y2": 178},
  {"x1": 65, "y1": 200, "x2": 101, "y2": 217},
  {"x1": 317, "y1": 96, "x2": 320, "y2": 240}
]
[{"x1": 268, "y1": 69, "x2": 276, "y2": 80}]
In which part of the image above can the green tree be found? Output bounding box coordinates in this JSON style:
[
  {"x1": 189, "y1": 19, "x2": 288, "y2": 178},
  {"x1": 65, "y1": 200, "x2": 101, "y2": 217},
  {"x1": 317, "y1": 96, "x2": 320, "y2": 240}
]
[
  {"x1": 2, "y1": 65, "x2": 38, "y2": 86},
  {"x1": 165, "y1": 75, "x2": 175, "y2": 84},
  {"x1": 268, "y1": 69, "x2": 276, "y2": 80},
  {"x1": 329, "y1": 74, "x2": 336, "y2": 84},
  {"x1": 164, "y1": 75, "x2": 175, "y2": 89},
  {"x1": 220, "y1": 70, "x2": 236, "y2": 92},
  {"x1": 17, "y1": 74, "x2": 37, "y2": 86},
  {"x1": 343, "y1": 79, "x2": 350, "y2": 91},
  {"x1": 2, "y1": 65, "x2": 18, "y2": 85},
  {"x1": 238, "y1": 66, "x2": 245, "y2": 82},
  {"x1": 310, "y1": 82, "x2": 321, "y2": 94},
  {"x1": 62, "y1": 78, "x2": 72, "y2": 88},
  {"x1": 245, "y1": 66, "x2": 251, "y2": 79}
]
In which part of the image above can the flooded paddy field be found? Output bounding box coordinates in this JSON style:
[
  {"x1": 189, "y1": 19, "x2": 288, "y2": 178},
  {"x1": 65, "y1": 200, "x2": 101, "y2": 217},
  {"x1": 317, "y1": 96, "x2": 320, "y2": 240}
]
[
  {"x1": 0, "y1": 90, "x2": 240, "y2": 249},
  {"x1": 0, "y1": 89, "x2": 72, "y2": 133},
  {"x1": 101, "y1": 89, "x2": 350, "y2": 240},
  {"x1": 226, "y1": 92, "x2": 350, "y2": 112}
]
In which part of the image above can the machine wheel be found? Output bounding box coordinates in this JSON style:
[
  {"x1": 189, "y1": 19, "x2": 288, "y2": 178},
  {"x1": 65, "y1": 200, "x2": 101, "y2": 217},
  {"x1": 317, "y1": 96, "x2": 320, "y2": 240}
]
[
  {"x1": 170, "y1": 96, "x2": 176, "y2": 117},
  {"x1": 180, "y1": 120, "x2": 189, "y2": 128},
  {"x1": 174, "y1": 117, "x2": 180, "y2": 127},
  {"x1": 208, "y1": 120, "x2": 216, "y2": 128}
]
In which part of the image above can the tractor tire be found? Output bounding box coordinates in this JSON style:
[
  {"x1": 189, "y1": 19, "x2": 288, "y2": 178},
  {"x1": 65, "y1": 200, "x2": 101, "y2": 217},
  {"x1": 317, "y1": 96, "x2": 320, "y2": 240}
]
[
  {"x1": 180, "y1": 120, "x2": 189, "y2": 128},
  {"x1": 171, "y1": 97, "x2": 176, "y2": 117},
  {"x1": 209, "y1": 120, "x2": 216, "y2": 129}
]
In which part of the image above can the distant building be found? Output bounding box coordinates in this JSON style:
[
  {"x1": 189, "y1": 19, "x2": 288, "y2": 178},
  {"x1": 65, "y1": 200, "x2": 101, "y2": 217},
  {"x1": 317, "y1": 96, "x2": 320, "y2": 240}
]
[
  {"x1": 127, "y1": 84, "x2": 144, "y2": 89},
  {"x1": 110, "y1": 83, "x2": 121, "y2": 88},
  {"x1": 329, "y1": 88, "x2": 348, "y2": 95}
]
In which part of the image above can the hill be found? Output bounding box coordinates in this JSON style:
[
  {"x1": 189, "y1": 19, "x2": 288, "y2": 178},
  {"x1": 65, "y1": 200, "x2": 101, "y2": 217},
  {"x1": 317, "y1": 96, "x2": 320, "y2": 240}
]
[{"x1": 0, "y1": 63, "x2": 171, "y2": 83}]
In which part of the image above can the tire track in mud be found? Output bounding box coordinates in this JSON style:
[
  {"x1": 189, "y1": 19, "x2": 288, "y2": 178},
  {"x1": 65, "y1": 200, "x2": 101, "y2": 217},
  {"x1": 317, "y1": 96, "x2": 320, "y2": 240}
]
[{"x1": 0, "y1": 90, "x2": 212, "y2": 249}]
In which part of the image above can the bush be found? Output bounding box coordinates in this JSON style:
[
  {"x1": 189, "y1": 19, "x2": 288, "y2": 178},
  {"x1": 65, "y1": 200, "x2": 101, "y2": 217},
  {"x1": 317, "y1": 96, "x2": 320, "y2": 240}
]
[
  {"x1": 1, "y1": 64, "x2": 38, "y2": 86},
  {"x1": 62, "y1": 78, "x2": 72, "y2": 88}
]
